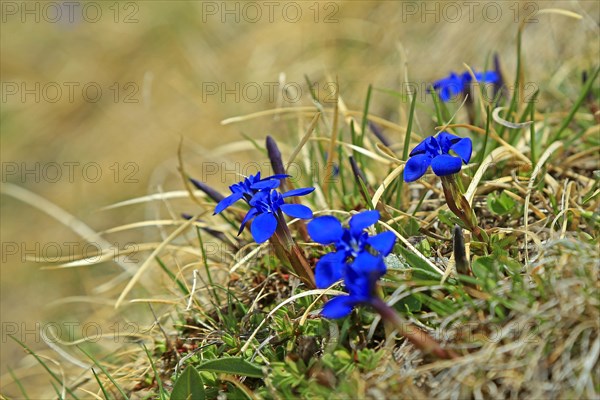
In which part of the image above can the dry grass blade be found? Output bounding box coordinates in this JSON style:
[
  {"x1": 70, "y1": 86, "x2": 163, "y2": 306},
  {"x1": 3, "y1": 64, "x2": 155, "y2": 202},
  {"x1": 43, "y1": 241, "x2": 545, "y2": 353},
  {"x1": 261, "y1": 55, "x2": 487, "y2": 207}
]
[
  {"x1": 492, "y1": 106, "x2": 533, "y2": 129},
  {"x1": 371, "y1": 163, "x2": 405, "y2": 207},
  {"x1": 310, "y1": 137, "x2": 392, "y2": 164},
  {"x1": 465, "y1": 146, "x2": 514, "y2": 204},
  {"x1": 99, "y1": 190, "x2": 200, "y2": 211},
  {"x1": 2, "y1": 183, "x2": 134, "y2": 274},
  {"x1": 239, "y1": 288, "x2": 345, "y2": 354},
  {"x1": 524, "y1": 141, "x2": 563, "y2": 265},
  {"x1": 114, "y1": 216, "x2": 197, "y2": 308},
  {"x1": 285, "y1": 112, "x2": 321, "y2": 172},
  {"x1": 221, "y1": 106, "x2": 316, "y2": 125},
  {"x1": 323, "y1": 83, "x2": 339, "y2": 195}
]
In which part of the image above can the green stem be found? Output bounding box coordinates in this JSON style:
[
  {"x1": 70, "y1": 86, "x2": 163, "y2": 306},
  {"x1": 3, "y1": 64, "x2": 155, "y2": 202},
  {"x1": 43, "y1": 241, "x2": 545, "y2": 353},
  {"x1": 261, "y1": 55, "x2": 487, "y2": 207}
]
[
  {"x1": 273, "y1": 210, "x2": 316, "y2": 289},
  {"x1": 440, "y1": 175, "x2": 488, "y2": 244}
]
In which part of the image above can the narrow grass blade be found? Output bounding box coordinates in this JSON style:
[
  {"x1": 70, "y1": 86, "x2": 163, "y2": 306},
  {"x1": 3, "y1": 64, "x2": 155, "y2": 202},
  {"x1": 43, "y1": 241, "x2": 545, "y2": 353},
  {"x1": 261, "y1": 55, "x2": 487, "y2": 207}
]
[
  {"x1": 396, "y1": 90, "x2": 418, "y2": 209},
  {"x1": 476, "y1": 106, "x2": 492, "y2": 166},
  {"x1": 8, "y1": 335, "x2": 80, "y2": 399},
  {"x1": 155, "y1": 255, "x2": 189, "y2": 296},
  {"x1": 7, "y1": 365, "x2": 30, "y2": 400},
  {"x1": 78, "y1": 346, "x2": 128, "y2": 399},
  {"x1": 552, "y1": 65, "x2": 600, "y2": 143},
  {"x1": 359, "y1": 84, "x2": 373, "y2": 146},
  {"x1": 196, "y1": 227, "x2": 221, "y2": 304},
  {"x1": 91, "y1": 368, "x2": 112, "y2": 400},
  {"x1": 142, "y1": 344, "x2": 167, "y2": 400}
]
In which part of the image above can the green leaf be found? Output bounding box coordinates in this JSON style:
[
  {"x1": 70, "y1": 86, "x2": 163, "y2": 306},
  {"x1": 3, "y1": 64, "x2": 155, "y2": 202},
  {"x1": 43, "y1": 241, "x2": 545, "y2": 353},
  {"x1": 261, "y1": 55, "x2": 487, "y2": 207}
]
[
  {"x1": 471, "y1": 255, "x2": 499, "y2": 290},
  {"x1": 438, "y1": 209, "x2": 464, "y2": 228},
  {"x1": 197, "y1": 357, "x2": 264, "y2": 378},
  {"x1": 171, "y1": 366, "x2": 206, "y2": 400},
  {"x1": 396, "y1": 246, "x2": 441, "y2": 280},
  {"x1": 486, "y1": 191, "x2": 517, "y2": 215},
  {"x1": 403, "y1": 217, "x2": 421, "y2": 237},
  {"x1": 394, "y1": 294, "x2": 422, "y2": 313}
]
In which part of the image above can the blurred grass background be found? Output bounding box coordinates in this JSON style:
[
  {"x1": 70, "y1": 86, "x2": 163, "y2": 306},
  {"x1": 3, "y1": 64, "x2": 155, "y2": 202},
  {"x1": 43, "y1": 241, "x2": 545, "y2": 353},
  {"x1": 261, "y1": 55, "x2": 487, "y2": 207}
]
[{"x1": 1, "y1": 1, "x2": 598, "y2": 396}]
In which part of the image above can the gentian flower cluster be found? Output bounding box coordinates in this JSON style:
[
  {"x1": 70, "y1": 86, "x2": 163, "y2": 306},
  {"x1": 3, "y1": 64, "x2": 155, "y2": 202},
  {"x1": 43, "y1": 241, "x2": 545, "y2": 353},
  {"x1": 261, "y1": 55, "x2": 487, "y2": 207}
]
[
  {"x1": 213, "y1": 172, "x2": 315, "y2": 244},
  {"x1": 213, "y1": 172, "x2": 287, "y2": 214},
  {"x1": 307, "y1": 210, "x2": 396, "y2": 318},
  {"x1": 432, "y1": 70, "x2": 500, "y2": 102},
  {"x1": 404, "y1": 132, "x2": 472, "y2": 182}
]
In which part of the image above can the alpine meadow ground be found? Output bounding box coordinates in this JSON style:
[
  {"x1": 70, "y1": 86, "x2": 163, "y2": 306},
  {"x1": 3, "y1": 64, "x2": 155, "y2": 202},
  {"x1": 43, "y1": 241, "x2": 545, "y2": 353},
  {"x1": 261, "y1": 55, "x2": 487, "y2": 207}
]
[{"x1": 1, "y1": 2, "x2": 599, "y2": 399}]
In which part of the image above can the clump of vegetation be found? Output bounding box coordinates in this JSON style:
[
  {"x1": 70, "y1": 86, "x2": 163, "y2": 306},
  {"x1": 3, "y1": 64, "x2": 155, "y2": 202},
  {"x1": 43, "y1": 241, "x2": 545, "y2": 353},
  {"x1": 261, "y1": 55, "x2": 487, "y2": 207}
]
[{"x1": 5, "y1": 9, "x2": 599, "y2": 400}]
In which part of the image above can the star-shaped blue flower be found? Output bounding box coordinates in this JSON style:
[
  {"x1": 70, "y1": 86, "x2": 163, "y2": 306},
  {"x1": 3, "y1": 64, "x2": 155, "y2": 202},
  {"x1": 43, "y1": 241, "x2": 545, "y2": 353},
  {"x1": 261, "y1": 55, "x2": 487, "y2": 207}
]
[
  {"x1": 307, "y1": 210, "x2": 396, "y2": 289},
  {"x1": 432, "y1": 70, "x2": 500, "y2": 102},
  {"x1": 212, "y1": 172, "x2": 289, "y2": 215},
  {"x1": 403, "y1": 132, "x2": 472, "y2": 182},
  {"x1": 243, "y1": 187, "x2": 314, "y2": 243},
  {"x1": 432, "y1": 72, "x2": 464, "y2": 102},
  {"x1": 320, "y1": 252, "x2": 387, "y2": 318}
]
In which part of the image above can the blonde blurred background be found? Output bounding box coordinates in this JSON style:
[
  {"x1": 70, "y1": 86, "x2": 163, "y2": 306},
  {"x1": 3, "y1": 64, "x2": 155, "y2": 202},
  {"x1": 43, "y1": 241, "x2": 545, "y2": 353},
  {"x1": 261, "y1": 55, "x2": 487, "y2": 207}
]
[{"x1": 1, "y1": 1, "x2": 598, "y2": 397}]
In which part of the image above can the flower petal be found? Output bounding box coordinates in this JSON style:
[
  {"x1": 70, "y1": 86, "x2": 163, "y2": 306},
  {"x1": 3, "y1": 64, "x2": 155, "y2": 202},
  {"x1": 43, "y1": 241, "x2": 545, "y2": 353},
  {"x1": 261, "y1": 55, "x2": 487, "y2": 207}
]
[
  {"x1": 449, "y1": 138, "x2": 473, "y2": 164},
  {"x1": 367, "y1": 231, "x2": 397, "y2": 256},
  {"x1": 214, "y1": 191, "x2": 245, "y2": 214},
  {"x1": 404, "y1": 154, "x2": 432, "y2": 182},
  {"x1": 281, "y1": 187, "x2": 315, "y2": 198},
  {"x1": 267, "y1": 174, "x2": 291, "y2": 180},
  {"x1": 351, "y1": 252, "x2": 386, "y2": 277},
  {"x1": 307, "y1": 216, "x2": 343, "y2": 244},
  {"x1": 437, "y1": 131, "x2": 462, "y2": 154},
  {"x1": 474, "y1": 70, "x2": 499, "y2": 84},
  {"x1": 437, "y1": 131, "x2": 461, "y2": 144},
  {"x1": 250, "y1": 212, "x2": 278, "y2": 243},
  {"x1": 349, "y1": 210, "x2": 380, "y2": 237},
  {"x1": 433, "y1": 73, "x2": 463, "y2": 102},
  {"x1": 248, "y1": 190, "x2": 269, "y2": 207},
  {"x1": 321, "y1": 295, "x2": 358, "y2": 319},
  {"x1": 238, "y1": 207, "x2": 259, "y2": 235},
  {"x1": 409, "y1": 136, "x2": 437, "y2": 157},
  {"x1": 251, "y1": 179, "x2": 280, "y2": 190},
  {"x1": 430, "y1": 154, "x2": 463, "y2": 176},
  {"x1": 343, "y1": 266, "x2": 372, "y2": 299},
  {"x1": 315, "y1": 251, "x2": 346, "y2": 288},
  {"x1": 280, "y1": 203, "x2": 313, "y2": 219}
]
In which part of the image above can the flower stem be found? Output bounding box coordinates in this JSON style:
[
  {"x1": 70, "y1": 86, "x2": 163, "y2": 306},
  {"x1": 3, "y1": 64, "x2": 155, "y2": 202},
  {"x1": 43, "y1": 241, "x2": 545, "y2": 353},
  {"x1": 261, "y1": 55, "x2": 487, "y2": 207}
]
[
  {"x1": 274, "y1": 210, "x2": 316, "y2": 289},
  {"x1": 370, "y1": 297, "x2": 458, "y2": 359},
  {"x1": 440, "y1": 175, "x2": 488, "y2": 244}
]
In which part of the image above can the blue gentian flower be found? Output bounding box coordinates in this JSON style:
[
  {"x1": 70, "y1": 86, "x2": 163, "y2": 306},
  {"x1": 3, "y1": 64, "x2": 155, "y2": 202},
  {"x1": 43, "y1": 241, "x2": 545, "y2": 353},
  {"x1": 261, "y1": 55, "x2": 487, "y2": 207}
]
[
  {"x1": 403, "y1": 132, "x2": 472, "y2": 182},
  {"x1": 243, "y1": 187, "x2": 314, "y2": 243},
  {"x1": 321, "y1": 252, "x2": 387, "y2": 318},
  {"x1": 432, "y1": 70, "x2": 500, "y2": 102},
  {"x1": 211, "y1": 172, "x2": 314, "y2": 243},
  {"x1": 213, "y1": 172, "x2": 289, "y2": 214},
  {"x1": 307, "y1": 210, "x2": 396, "y2": 289},
  {"x1": 432, "y1": 72, "x2": 464, "y2": 102}
]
